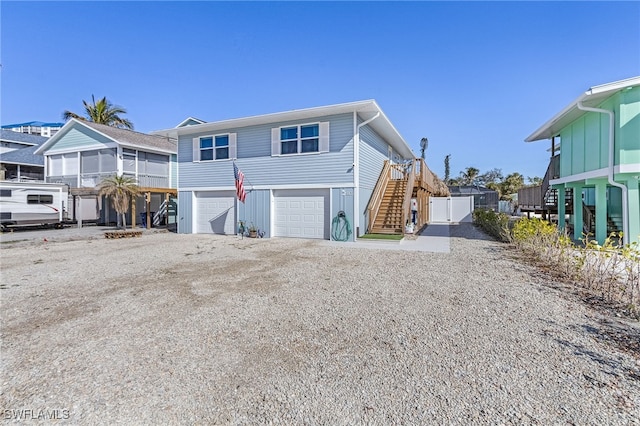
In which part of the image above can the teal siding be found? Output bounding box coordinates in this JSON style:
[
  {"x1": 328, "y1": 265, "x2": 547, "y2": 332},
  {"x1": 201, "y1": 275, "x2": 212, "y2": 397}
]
[
  {"x1": 237, "y1": 189, "x2": 271, "y2": 237},
  {"x1": 178, "y1": 191, "x2": 192, "y2": 233},
  {"x1": 178, "y1": 113, "x2": 354, "y2": 188},
  {"x1": 584, "y1": 114, "x2": 601, "y2": 171},
  {"x1": 47, "y1": 125, "x2": 114, "y2": 152},
  {"x1": 559, "y1": 86, "x2": 640, "y2": 178},
  {"x1": 619, "y1": 87, "x2": 640, "y2": 165}
]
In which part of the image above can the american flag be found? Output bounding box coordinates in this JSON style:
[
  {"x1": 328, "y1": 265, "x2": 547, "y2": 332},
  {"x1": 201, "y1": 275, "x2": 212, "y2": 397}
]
[{"x1": 234, "y1": 162, "x2": 247, "y2": 203}]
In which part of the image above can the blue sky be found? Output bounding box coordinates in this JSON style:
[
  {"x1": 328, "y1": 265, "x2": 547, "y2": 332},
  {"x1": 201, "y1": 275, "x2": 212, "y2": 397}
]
[{"x1": 1, "y1": 1, "x2": 639, "y2": 180}]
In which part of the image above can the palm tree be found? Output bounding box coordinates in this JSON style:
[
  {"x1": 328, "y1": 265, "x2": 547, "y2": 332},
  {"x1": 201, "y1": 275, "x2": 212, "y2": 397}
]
[
  {"x1": 97, "y1": 175, "x2": 139, "y2": 229},
  {"x1": 63, "y1": 95, "x2": 134, "y2": 129},
  {"x1": 460, "y1": 167, "x2": 480, "y2": 185}
]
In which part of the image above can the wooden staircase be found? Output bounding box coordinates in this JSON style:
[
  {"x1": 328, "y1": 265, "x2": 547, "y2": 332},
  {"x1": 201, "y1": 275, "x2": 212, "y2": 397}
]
[
  {"x1": 372, "y1": 180, "x2": 406, "y2": 234},
  {"x1": 366, "y1": 159, "x2": 439, "y2": 235}
]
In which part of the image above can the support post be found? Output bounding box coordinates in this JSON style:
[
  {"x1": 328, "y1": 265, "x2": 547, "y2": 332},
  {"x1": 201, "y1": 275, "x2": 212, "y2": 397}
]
[
  {"x1": 146, "y1": 191, "x2": 151, "y2": 229},
  {"x1": 571, "y1": 185, "x2": 582, "y2": 240},
  {"x1": 131, "y1": 196, "x2": 136, "y2": 228},
  {"x1": 624, "y1": 177, "x2": 639, "y2": 245},
  {"x1": 556, "y1": 185, "x2": 566, "y2": 232},
  {"x1": 595, "y1": 182, "x2": 607, "y2": 244}
]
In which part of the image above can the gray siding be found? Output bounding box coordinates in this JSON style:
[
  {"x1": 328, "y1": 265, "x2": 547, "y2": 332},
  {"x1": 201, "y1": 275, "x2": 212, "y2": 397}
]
[
  {"x1": 237, "y1": 189, "x2": 271, "y2": 237},
  {"x1": 170, "y1": 154, "x2": 177, "y2": 188},
  {"x1": 178, "y1": 191, "x2": 192, "y2": 233},
  {"x1": 178, "y1": 113, "x2": 355, "y2": 188},
  {"x1": 331, "y1": 187, "x2": 355, "y2": 241},
  {"x1": 47, "y1": 126, "x2": 113, "y2": 153},
  {"x1": 359, "y1": 187, "x2": 374, "y2": 236},
  {"x1": 359, "y1": 123, "x2": 393, "y2": 191}
]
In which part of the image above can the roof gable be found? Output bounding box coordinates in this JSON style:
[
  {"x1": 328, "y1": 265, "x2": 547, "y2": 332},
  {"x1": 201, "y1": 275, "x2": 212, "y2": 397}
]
[
  {"x1": 35, "y1": 119, "x2": 177, "y2": 155},
  {"x1": 175, "y1": 117, "x2": 206, "y2": 127},
  {"x1": 526, "y1": 76, "x2": 640, "y2": 142}
]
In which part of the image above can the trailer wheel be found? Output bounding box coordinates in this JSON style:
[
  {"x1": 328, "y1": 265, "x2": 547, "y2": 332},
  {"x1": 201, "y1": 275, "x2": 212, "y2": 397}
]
[{"x1": 54, "y1": 223, "x2": 64, "y2": 229}]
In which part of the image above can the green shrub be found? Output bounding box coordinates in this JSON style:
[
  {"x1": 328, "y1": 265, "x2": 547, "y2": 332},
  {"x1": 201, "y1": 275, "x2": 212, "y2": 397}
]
[{"x1": 472, "y1": 209, "x2": 511, "y2": 242}]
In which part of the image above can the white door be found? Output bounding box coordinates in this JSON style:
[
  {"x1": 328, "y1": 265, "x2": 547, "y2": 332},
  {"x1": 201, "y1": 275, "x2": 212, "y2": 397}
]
[
  {"x1": 274, "y1": 189, "x2": 328, "y2": 239},
  {"x1": 429, "y1": 196, "x2": 474, "y2": 223},
  {"x1": 195, "y1": 191, "x2": 235, "y2": 234}
]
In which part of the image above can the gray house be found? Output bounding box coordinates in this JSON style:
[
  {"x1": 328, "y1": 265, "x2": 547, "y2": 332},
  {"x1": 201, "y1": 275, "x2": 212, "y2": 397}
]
[
  {"x1": 0, "y1": 130, "x2": 48, "y2": 181},
  {"x1": 153, "y1": 100, "x2": 439, "y2": 240}
]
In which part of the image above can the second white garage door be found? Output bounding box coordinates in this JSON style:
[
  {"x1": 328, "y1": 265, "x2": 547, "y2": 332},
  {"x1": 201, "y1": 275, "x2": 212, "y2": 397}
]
[
  {"x1": 274, "y1": 189, "x2": 329, "y2": 239},
  {"x1": 195, "y1": 191, "x2": 235, "y2": 234}
]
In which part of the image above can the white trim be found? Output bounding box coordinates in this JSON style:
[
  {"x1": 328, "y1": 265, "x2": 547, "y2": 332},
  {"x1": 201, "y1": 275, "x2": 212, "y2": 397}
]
[
  {"x1": 618, "y1": 163, "x2": 640, "y2": 174},
  {"x1": 191, "y1": 191, "x2": 196, "y2": 234},
  {"x1": 179, "y1": 182, "x2": 355, "y2": 192},
  {"x1": 550, "y1": 163, "x2": 640, "y2": 185},
  {"x1": 175, "y1": 117, "x2": 206, "y2": 127},
  {"x1": 44, "y1": 142, "x2": 118, "y2": 155}
]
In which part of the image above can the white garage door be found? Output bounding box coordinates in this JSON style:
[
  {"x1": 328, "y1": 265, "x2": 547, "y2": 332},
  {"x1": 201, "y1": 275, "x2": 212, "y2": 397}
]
[
  {"x1": 274, "y1": 189, "x2": 328, "y2": 239},
  {"x1": 195, "y1": 191, "x2": 235, "y2": 234}
]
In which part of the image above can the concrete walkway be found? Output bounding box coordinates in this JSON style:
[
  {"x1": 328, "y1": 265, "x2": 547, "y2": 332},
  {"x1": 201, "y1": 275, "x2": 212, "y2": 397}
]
[{"x1": 323, "y1": 223, "x2": 451, "y2": 253}]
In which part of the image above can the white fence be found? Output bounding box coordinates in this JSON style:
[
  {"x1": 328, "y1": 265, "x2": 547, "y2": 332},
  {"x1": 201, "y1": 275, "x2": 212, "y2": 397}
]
[{"x1": 429, "y1": 196, "x2": 474, "y2": 223}]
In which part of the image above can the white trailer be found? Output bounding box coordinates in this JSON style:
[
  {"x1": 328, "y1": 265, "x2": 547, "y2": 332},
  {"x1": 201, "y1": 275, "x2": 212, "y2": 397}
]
[{"x1": 0, "y1": 181, "x2": 69, "y2": 231}]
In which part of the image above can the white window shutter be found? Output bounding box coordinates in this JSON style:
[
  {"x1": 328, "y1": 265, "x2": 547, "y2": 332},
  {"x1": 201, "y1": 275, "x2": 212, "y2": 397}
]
[
  {"x1": 192, "y1": 137, "x2": 200, "y2": 162},
  {"x1": 319, "y1": 121, "x2": 330, "y2": 153},
  {"x1": 229, "y1": 133, "x2": 237, "y2": 159},
  {"x1": 271, "y1": 128, "x2": 280, "y2": 156}
]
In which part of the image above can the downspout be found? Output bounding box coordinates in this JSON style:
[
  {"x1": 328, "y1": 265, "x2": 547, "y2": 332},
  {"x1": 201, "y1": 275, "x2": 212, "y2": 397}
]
[
  {"x1": 576, "y1": 100, "x2": 629, "y2": 245},
  {"x1": 354, "y1": 111, "x2": 381, "y2": 236}
]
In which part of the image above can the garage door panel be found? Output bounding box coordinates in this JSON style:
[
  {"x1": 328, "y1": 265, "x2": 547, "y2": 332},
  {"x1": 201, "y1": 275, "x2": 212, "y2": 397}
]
[
  {"x1": 195, "y1": 191, "x2": 235, "y2": 234},
  {"x1": 274, "y1": 191, "x2": 328, "y2": 239}
]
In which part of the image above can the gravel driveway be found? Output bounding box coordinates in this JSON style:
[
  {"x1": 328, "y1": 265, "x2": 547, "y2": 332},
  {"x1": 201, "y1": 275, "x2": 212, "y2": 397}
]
[{"x1": 1, "y1": 224, "x2": 639, "y2": 424}]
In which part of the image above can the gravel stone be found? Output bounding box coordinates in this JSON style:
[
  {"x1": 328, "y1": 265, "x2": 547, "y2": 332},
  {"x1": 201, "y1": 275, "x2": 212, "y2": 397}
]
[{"x1": 0, "y1": 224, "x2": 638, "y2": 424}]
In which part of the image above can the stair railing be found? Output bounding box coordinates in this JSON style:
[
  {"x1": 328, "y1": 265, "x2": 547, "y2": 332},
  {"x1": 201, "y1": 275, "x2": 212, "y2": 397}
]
[
  {"x1": 541, "y1": 154, "x2": 560, "y2": 206},
  {"x1": 153, "y1": 200, "x2": 168, "y2": 226},
  {"x1": 402, "y1": 159, "x2": 416, "y2": 230},
  {"x1": 582, "y1": 202, "x2": 594, "y2": 235},
  {"x1": 366, "y1": 160, "x2": 392, "y2": 232}
]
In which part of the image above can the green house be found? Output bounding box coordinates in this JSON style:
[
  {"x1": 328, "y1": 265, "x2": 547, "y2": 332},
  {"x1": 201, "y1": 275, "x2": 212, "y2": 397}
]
[{"x1": 526, "y1": 76, "x2": 640, "y2": 245}]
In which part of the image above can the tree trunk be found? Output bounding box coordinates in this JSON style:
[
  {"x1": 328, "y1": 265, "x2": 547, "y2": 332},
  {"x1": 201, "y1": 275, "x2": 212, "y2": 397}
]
[{"x1": 121, "y1": 212, "x2": 127, "y2": 229}]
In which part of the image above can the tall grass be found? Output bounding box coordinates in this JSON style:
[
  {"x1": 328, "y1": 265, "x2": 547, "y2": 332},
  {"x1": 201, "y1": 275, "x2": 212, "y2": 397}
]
[{"x1": 473, "y1": 210, "x2": 640, "y2": 318}]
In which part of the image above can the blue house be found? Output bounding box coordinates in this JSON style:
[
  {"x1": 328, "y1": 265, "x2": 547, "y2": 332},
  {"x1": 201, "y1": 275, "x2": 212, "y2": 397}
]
[
  {"x1": 35, "y1": 119, "x2": 178, "y2": 226},
  {"x1": 153, "y1": 100, "x2": 440, "y2": 240}
]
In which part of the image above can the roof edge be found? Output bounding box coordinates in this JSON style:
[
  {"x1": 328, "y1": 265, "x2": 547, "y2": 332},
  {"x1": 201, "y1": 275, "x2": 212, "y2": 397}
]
[{"x1": 525, "y1": 76, "x2": 640, "y2": 143}]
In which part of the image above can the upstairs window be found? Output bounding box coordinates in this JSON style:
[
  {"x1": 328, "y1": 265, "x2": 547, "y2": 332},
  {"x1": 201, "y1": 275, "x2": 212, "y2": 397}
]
[
  {"x1": 271, "y1": 122, "x2": 329, "y2": 156},
  {"x1": 193, "y1": 133, "x2": 236, "y2": 162}
]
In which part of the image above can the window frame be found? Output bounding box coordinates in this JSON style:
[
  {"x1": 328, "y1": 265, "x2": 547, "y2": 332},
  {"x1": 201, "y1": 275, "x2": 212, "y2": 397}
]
[
  {"x1": 193, "y1": 133, "x2": 235, "y2": 162},
  {"x1": 277, "y1": 122, "x2": 321, "y2": 156},
  {"x1": 27, "y1": 194, "x2": 54, "y2": 204}
]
